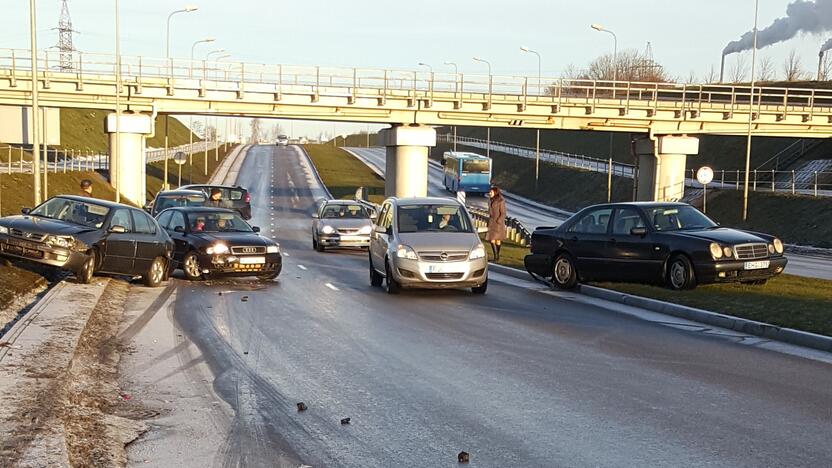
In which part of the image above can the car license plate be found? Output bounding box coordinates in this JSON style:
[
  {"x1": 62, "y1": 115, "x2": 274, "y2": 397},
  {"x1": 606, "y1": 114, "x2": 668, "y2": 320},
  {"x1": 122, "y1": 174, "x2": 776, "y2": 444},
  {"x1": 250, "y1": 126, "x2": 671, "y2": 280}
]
[
  {"x1": 744, "y1": 260, "x2": 770, "y2": 270},
  {"x1": 426, "y1": 263, "x2": 462, "y2": 274},
  {"x1": 239, "y1": 256, "x2": 265, "y2": 265}
]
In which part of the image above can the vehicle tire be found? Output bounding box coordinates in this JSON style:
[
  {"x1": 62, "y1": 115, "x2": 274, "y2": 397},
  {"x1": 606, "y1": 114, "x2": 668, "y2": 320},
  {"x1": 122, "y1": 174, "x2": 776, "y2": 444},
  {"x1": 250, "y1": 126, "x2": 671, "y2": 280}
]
[
  {"x1": 551, "y1": 252, "x2": 579, "y2": 290},
  {"x1": 315, "y1": 239, "x2": 325, "y2": 252},
  {"x1": 471, "y1": 278, "x2": 488, "y2": 295},
  {"x1": 144, "y1": 256, "x2": 166, "y2": 287},
  {"x1": 369, "y1": 254, "x2": 383, "y2": 287},
  {"x1": 312, "y1": 235, "x2": 318, "y2": 251},
  {"x1": 75, "y1": 250, "x2": 96, "y2": 285},
  {"x1": 385, "y1": 259, "x2": 400, "y2": 294},
  {"x1": 182, "y1": 251, "x2": 203, "y2": 281},
  {"x1": 666, "y1": 254, "x2": 697, "y2": 290}
]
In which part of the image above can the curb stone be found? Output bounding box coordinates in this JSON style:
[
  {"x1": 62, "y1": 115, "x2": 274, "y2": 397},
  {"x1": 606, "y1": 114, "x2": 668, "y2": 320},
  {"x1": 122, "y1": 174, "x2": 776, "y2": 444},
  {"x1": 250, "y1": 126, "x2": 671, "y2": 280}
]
[{"x1": 487, "y1": 263, "x2": 832, "y2": 354}]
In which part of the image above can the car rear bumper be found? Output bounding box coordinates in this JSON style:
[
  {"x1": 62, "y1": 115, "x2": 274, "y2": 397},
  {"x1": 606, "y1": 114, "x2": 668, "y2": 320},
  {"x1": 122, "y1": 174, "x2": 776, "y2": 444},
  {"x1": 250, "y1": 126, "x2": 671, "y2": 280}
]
[
  {"x1": 319, "y1": 233, "x2": 371, "y2": 248},
  {"x1": 0, "y1": 236, "x2": 87, "y2": 271},
  {"x1": 694, "y1": 256, "x2": 788, "y2": 283},
  {"x1": 390, "y1": 256, "x2": 488, "y2": 289},
  {"x1": 524, "y1": 253, "x2": 552, "y2": 277}
]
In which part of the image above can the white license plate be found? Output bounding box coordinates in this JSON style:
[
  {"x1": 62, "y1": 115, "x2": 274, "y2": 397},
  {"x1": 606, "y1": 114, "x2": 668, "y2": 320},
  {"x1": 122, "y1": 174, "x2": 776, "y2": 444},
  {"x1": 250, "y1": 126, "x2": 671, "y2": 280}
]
[
  {"x1": 239, "y1": 256, "x2": 266, "y2": 265},
  {"x1": 744, "y1": 260, "x2": 770, "y2": 270},
  {"x1": 426, "y1": 263, "x2": 462, "y2": 274}
]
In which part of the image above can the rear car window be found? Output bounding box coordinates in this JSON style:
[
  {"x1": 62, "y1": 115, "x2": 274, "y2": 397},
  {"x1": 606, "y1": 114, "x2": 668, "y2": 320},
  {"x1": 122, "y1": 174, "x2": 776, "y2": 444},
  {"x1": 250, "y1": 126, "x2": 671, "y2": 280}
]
[{"x1": 229, "y1": 190, "x2": 244, "y2": 201}]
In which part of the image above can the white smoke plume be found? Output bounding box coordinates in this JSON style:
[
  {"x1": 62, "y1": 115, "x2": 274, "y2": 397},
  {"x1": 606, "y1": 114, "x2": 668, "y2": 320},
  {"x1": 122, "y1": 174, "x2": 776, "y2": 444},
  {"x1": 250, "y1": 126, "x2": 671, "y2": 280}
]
[
  {"x1": 822, "y1": 36, "x2": 832, "y2": 51},
  {"x1": 723, "y1": 0, "x2": 832, "y2": 55}
]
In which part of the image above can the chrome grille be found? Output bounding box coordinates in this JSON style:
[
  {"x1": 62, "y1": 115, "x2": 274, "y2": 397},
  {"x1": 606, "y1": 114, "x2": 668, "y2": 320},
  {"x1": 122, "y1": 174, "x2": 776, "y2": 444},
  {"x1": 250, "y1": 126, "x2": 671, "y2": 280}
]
[
  {"x1": 9, "y1": 229, "x2": 47, "y2": 242},
  {"x1": 418, "y1": 250, "x2": 469, "y2": 262},
  {"x1": 734, "y1": 243, "x2": 769, "y2": 260},
  {"x1": 425, "y1": 272, "x2": 465, "y2": 280},
  {"x1": 337, "y1": 228, "x2": 360, "y2": 235},
  {"x1": 231, "y1": 246, "x2": 266, "y2": 255}
]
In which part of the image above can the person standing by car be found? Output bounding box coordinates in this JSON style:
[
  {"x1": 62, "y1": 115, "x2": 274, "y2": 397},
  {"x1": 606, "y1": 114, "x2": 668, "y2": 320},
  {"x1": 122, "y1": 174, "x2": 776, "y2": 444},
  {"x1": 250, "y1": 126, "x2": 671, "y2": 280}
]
[
  {"x1": 487, "y1": 185, "x2": 506, "y2": 261},
  {"x1": 79, "y1": 179, "x2": 93, "y2": 197},
  {"x1": 206, "y1": 188, "x2": 231, "y2": 209}
]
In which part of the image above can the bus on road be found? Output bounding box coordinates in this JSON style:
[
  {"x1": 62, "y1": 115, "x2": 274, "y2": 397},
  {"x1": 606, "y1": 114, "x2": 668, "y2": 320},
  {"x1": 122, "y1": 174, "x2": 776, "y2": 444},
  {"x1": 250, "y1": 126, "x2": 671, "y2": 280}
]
[{"x1": 442, "y1": 152, "x2": 492, "y2": 194}]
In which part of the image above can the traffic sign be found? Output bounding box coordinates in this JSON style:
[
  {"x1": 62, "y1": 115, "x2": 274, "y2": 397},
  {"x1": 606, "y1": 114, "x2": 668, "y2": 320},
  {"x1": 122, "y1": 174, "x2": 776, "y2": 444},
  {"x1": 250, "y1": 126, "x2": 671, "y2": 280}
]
[
  {"x1": 696, "y1": 166, "x2": 714, "y2": 185},
  {"x1": 173, "y1": 151, "x2": 187, "y2": 165}
]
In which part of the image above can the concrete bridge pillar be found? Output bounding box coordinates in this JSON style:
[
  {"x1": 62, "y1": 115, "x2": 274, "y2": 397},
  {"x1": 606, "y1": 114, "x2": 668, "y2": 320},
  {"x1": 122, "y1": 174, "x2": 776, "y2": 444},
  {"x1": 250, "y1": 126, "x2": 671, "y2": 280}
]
[
  {"x1": 634, "y1": 136, "x2": 699, "y2": 202},
  {"x1": 378, "y1": 125, "x2": 436, "y2": 198},
  {"x1": 106, "y1": 113, "x2": 153, "y2": 206}
]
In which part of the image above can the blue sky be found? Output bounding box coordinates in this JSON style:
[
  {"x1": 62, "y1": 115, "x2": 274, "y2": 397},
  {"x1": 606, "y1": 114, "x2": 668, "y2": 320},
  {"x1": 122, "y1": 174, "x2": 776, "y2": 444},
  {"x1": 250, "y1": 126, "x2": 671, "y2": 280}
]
[{"x1": 3, "y1": 0, "x2": 832, "y2": 138}]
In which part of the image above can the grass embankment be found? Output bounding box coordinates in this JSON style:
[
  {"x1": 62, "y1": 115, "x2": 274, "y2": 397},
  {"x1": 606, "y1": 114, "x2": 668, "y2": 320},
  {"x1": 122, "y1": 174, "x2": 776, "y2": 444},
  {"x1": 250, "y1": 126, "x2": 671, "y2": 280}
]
[
  {"x1": 0, "y1": 171, "x2": 120, "y2": 217},
  {"x1": 145, "y1": 143, "x2": 236, "y2": 200},
  {"x1": 303, "y1": 144, "x2": 385, "y2": 203}
]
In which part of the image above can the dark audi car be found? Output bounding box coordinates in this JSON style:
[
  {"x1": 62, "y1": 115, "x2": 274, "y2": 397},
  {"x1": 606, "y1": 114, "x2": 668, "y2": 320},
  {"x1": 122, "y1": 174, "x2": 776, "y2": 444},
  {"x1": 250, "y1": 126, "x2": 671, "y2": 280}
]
[
  {"x1": 156, "y1": 207, "x2": 281, "y2": 280},
  {"x1": 524, "y1": 202, "x2": 787, "y2": 290},
  {"x1": 179, "y1": 184, "x2": 252, "y2": 220},
  {"x1": 0, "y1": 196, "x2": 173, "y2": 286}
]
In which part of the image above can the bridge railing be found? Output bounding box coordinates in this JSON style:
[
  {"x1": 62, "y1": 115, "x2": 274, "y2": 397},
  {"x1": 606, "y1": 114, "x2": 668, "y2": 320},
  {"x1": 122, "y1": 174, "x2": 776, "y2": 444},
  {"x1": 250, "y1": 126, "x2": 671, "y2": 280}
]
[
  {"x1": 3, "y1": 48, "x2": 832, "y2": 114},
  {"x1": 0, "y1": 144, "x2": 108, "y2": 174}
]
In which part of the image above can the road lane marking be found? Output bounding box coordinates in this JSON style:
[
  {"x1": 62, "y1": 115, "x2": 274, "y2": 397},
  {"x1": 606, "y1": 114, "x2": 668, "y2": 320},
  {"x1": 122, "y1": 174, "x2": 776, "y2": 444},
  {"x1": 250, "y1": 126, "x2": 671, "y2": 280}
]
[
  {"x1": 297, "y1": 265, "x2": 307, "y2": 270},
  {"x1": 325, "y1": 283, "x2": 339, "y2": 291}
]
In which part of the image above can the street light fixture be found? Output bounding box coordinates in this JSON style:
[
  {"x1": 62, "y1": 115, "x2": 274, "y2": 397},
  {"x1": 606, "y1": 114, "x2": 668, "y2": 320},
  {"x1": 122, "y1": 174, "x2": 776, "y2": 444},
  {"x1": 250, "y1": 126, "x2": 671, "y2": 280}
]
[
  {"x1": 205, "y1": 48, "x2": 225, "y2": 60},
  {"x1": 28, "y1": 0, "x2": 41, "y2": 204},
  {"x1": 591, "y1": 23, "x2": 618, "y2": 202},
  {"x1": 521, "y1": 46, "x2": 543, "y2": 191},
  {"x1": 473, "y1": 57, "x2": 493, "y2": 156},
  {"x1": 190, "y1": 37, "x2": 214, "y2": 78},
  {"x1": 164, "y1": 4, "x2": 198, "y2": 191},
  {"x1": 417, "y1": 62, "x2": 433, "y2": 73},
  {"x1": 445, "y1": 61, "x2": 460, "y2": 151}
]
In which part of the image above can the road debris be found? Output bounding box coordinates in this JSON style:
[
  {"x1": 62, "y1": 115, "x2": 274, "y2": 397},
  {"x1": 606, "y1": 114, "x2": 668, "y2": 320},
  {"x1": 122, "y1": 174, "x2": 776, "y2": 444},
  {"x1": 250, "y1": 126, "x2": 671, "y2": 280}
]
[
  {"x1": 340, "y1": 417, "x2": 351, "y2": 425},
  {"x1": 296, "y1": 402, "x2": 307, "y2": 412},
  {"x1": 458, "y1": 451, "x2": 470, "y2": 463}
]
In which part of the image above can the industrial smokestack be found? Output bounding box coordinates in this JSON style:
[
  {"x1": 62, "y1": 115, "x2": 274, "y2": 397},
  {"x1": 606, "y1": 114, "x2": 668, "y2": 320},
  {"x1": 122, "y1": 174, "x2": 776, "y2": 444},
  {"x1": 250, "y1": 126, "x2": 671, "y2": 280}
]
[
  {"x1": 723, "y1": 0, "x2": 832, "y2": 56},
  {"x1": 819, "y1": 50, "x2": 825, "y2": 81},
  {"x1": 720, "y1": 53, "x2": 726, "y2": 83}
]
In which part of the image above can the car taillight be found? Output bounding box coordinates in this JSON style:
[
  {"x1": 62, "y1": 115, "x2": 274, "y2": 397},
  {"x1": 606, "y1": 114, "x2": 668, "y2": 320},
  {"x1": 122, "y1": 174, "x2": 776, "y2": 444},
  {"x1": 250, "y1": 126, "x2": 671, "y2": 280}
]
[{"x1": 244, "y1": 193, "x2": 251, "y2": 203}]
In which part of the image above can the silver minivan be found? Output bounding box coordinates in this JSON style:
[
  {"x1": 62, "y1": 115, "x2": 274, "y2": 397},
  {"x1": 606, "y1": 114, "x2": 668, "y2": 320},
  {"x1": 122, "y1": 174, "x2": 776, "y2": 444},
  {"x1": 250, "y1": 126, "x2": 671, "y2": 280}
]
[{"x1": 368, "y1": 197, "x2": 488, "y2": 294}]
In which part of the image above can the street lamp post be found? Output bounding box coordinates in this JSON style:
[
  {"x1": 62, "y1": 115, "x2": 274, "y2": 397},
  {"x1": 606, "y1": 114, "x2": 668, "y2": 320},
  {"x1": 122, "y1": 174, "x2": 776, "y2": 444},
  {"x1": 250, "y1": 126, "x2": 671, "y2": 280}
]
[
  {"x1": 188, "y1": 38, "x2": 215, "y2": 175},
  {"x1": 114, "y1": 0, "x2": 122, "y2": 202},
  {"x1": 521, "y1": 46, "x2": 543, "y2": 191},
  {"x1": 473, "y1": 57, "x2": 492, "y2": 157},
  {"x1": 28, "y1": 0, "x2": 41, "y2": 205},
  {"x1": 591, "y1": 23, "x2": 618, "y2": 202},
  {"x1": 743, "y1": 0, "x2": 760, "y2": 221},
  {"x1": 445, "y1": 61, "x2": 459, "y2": 150},
  {"x1": 163, "y1": 4, "x2": 198, "y2": 191},
  {"x1": 189, "y1": 37, "x2": 214, "y2": 77}
]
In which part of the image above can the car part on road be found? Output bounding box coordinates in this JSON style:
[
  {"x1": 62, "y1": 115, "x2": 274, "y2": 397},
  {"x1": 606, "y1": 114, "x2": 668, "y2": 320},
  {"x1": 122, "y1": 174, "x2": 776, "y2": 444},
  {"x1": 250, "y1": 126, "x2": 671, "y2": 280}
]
[
  {"x1": 458, "y1": 451, "x2": 470, "y2": 463},
  {"x1": 297, "y1": 402, "x2": 307, "y2": 412},
  {"x1": 340, "y1": 417, "x2": 350, "y2": 425}
]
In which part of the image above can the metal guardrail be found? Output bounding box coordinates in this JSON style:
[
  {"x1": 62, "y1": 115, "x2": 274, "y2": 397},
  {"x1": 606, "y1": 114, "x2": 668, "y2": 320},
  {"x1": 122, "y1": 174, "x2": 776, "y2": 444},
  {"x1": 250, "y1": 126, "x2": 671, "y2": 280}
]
[
  {"x1": 1, "y1": 144, "x2": 108, "y2": 174},
  {"x1": 3, "y1": 48, "x2": 832, "y2": 118},
  {"x1": 467, "y1": 205, "x2": 533, "y2": 247},
  {"x1": 146, "y1": 140, "x2": 222, "y2": 163}
]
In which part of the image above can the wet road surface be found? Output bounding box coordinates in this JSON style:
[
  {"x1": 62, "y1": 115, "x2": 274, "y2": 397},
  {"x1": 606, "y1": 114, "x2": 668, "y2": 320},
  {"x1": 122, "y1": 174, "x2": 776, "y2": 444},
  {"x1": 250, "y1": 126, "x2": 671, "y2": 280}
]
[{"x1": 168, "y1": 145, "x2": 832, "y2": 467}]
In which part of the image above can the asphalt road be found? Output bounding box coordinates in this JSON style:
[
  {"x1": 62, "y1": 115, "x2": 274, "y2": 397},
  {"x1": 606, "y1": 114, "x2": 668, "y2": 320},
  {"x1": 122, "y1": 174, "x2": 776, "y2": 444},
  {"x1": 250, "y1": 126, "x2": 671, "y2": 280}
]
[
  {"x1": 345, "y1": 147, "x2": 832, "y2": 281},
  {"x1": 163, "y1": 145, "x2": 832, "y2": 467}
]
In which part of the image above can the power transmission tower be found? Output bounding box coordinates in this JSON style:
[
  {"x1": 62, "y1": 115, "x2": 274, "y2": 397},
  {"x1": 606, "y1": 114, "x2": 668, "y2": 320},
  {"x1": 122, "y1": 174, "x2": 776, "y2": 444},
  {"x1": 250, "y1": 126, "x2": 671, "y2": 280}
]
[{"x1": 56, "y1": 0, "x2": 76, "y2": 70}]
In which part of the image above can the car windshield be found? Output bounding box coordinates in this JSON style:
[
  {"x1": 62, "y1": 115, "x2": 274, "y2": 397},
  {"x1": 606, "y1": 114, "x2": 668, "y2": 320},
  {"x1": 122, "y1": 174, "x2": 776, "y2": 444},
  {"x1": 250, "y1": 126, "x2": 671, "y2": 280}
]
[
  {"x1": 322, "y1": 204, "x2": 370, "y2": 219},
  {"x1": 156, "y1": 194, "x2": 206, "y2": 212},
  {"x1": 29, "y1": 197, "x2": 110, "y2": 229},
  {"x1": 397, "y1": 204, "x2": 472, "y2": 233},
  {"x1": 190, "y1": 211, "x2": 253, "y2": 232},
  {"x1": 645, "y1": 205, "x2": 718, "y2": 231}
]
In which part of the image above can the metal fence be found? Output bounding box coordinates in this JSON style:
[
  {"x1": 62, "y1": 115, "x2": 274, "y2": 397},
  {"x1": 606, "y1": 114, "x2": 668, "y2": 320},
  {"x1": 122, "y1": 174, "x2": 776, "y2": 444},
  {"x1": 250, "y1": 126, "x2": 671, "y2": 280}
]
[
  {"x1": 0, "y1": 145, "x2": 109, "y2": 174},
  {"x1": 467, "y1": 205, "x2": 533, "y2": 247},
  {"x1": 146, "y1": 140, "x2": 222, "y2": 163}
]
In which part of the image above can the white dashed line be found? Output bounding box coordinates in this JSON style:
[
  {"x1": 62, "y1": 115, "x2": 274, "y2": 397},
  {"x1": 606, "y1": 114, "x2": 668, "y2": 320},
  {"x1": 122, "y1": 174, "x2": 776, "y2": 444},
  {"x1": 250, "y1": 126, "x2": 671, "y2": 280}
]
[
  {"x1": 297, "y1": 265, "x2": 307, "y2": 270},
  {"x1": 325, "y1": 283, "x2": 340, "y2": 291}
]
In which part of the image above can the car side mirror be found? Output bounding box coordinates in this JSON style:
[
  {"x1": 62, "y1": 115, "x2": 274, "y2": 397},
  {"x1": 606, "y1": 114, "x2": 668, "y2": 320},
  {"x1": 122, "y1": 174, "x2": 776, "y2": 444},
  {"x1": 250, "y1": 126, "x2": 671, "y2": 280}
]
[
  {"x1": 109, "y1": 225, "x2": 128, "y2": 234},
  {"x1": 174, "y1": 226, "x2": 186, "y2": 233},
  {"x1": 630, "y1": 227, "x2": 648, "y2": 237},
  {"x1": 21, "y1": 208, "x2": 31, "y2": 215},
  {"x1": 311, "y1": 213, "x2": 319, "y2": 219},
  {"x1": 252, "y1": 226, "x2": 261, "y2": 233}
]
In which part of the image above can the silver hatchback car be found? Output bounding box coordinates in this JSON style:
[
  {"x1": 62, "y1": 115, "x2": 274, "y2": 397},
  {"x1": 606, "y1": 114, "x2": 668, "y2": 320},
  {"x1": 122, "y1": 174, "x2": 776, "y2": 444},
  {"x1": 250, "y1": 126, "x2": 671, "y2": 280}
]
[
  {"x1": 312, "y1": 200, "x2": 376, "y2": 251},
  {"x1": 368, "y1": 197, "x2": 488, "y2": 294}
]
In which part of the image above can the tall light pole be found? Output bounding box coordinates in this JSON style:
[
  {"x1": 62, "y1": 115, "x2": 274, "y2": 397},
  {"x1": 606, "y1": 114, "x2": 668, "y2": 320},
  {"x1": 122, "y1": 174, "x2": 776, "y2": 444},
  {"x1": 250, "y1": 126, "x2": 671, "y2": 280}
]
[
  {"x1": 163, "y1": 4, "x2": 198, "y2": 191},
  {"x1": 189, "y1": 37, "x2": 214, "y2": 77},
  {"x1": 592, "y1": 23, "x2": 618, "y2": 202},
  {"x1": 29, "y1": 0, "x2": 41, "y2": 205},
  {"x1": 521, "y1": 46, "x2": 543, "y2": 191},
  {"x1": 417, "y1": 62, "x2": 433, "y2": 74},
  {"x1": 114, "y1": 0, "x2": 122, "y2": 202},
  {"x1": 445, "y1": 61, "x2": 459, "y2": 150},
  {"x1": 743, "y1": 0, "x2": 760, "y2": 221},
  {"x1": 188, "y1": 37, "x2": 214, "y2": 172},
  {"x1": 473, "y1": 57, "x2": 492, "y2": 158}
]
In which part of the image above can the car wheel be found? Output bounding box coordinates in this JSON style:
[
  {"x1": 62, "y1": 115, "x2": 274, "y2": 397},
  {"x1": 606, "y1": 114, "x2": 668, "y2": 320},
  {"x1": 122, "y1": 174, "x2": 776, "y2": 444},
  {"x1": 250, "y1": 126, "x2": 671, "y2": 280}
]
[
  {"x1": 552, "y1": 252, "x2": 579, "y2": 290},
  {"x1": 144, "y1": 257, "x2": 166, "y2": 287},
  {"x1": 667, "y1": 254, "x2": 697, "y2": 290},
  {"x1": 369, "y1": 253, "x2": 383, "y2": 287},
  {"x1": 471, "y1": 278, "x2": 488, "y2": 295},
  {"x1": 183, "y1": 251, "x2": 203, "y2": 281},
  {"x1": 315, "y1": 238, "x2": 325, "y2": 252},
  {"x1": 385, "y1": 259, "x2": 400, "y2": 294},
  {"x1": 75, "y1": 250, "x2": 96, "y2": 285},
  {"x1": 312, "y1": 235, "x2": 318, "y2": 251}
]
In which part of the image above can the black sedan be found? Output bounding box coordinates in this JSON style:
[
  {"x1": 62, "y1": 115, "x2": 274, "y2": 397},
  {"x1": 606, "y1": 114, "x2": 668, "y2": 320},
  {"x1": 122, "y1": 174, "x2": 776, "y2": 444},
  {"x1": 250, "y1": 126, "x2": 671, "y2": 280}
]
[
  {"x1": 524, "y1": 202, "x2": 788, "y2": 290},
  {"x1": 0, "y1": 195, "x2": 174, "y2": 286},
  {"x1": 156, "y1": 207, "x2": 281, "y2": 280}
]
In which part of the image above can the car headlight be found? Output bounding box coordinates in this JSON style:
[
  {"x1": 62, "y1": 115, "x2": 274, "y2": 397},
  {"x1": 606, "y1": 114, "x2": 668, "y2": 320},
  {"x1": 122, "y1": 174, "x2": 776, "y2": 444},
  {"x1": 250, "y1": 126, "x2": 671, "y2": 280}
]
[
  {"x1": 709, "y1": 242, "x2": 723, "y2": 260},
  {"x1": 773, "y1": 238, "x2": 784, "y2": 254},
  {"x1": 723, "y1": 246, "x2": 733, "y2": 258},
  {"x1": 396, "y1": 244, "x2": 418, "y2": 260},
  {"x1": 46, "y1": 235, "x2": 74, "y2": 249},
  {"x1": 321, "y1": 225, "x2": 335, "y2": 234},
  {"x1": 266, "y1": 244, "x2": 280, "y2": 253},
  {"x1": 0, "y1": 226, "x2": 8, "y2": 235},
  {"x1": 207, "y1": 243, "x2": 229, "y2": 255},
  {"x1": 358, "y1": 225, "x2": 373, "y2": 235},
  {"x1": 469, "y1": 244, "x2": 486, "y2": 260}
]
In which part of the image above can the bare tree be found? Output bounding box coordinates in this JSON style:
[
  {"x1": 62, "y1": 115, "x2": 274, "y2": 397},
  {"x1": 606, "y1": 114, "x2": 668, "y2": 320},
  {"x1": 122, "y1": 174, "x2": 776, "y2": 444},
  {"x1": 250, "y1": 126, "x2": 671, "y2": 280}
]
[
  {"x1": 783, "y1": 49, "x2": 806, "y2": 81},
  {"x1": 250, "y1": 118, "x2": 262, "y2": 144},
  {"x1": 685, "y1": 70, "x2": 697, "y2": 84},
  {"x1": 758, "y1": 56, "x2": 774, "y2": 82},
  {"x1": 729, "y1": 53, "x2": 748, "y2": 83},
  {"x1": 204, "y1": 125, "x2": 216, "y2": 141},
  {"x1": 582, "y1": 49, "x2": 671, "y2": 83},
  {"x1": 703, "y1": 65, "x2": 718, "y2": 84}
]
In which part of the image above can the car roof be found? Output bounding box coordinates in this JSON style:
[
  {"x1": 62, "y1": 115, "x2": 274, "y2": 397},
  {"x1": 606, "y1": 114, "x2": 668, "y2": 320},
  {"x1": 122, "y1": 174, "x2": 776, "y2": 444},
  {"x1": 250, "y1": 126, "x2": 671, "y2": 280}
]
[
  {"x1": 324, "y1": 200, "x2": 367, "y2": 206},
  {"x1": 583, "y1": 201, "x2": 689, "y2": 210},
  {"x1": 444, "y1": 151, "x2": 488, "y2": 160},
  {"x1": 50, "y1": 195, "x2": 134, "y2": 210},
  {"x1": 155, "y1": 189, "x2": 206, "y2": 197},
  {"x1": 181, "y1": 184, "x2": 244, "y2": 190},
  {"x1": 166, "y1": 206, "x2": 237, "y2": 214},
  {"x1": 391, "y1": 196, "x2": 462, "y2": 206}
]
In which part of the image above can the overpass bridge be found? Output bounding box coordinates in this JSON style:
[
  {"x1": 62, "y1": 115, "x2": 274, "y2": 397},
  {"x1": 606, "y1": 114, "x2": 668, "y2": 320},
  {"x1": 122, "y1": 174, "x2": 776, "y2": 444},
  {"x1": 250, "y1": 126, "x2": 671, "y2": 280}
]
[{"x1": 2, "y1": 48, "x2": 832, "y2": 204}]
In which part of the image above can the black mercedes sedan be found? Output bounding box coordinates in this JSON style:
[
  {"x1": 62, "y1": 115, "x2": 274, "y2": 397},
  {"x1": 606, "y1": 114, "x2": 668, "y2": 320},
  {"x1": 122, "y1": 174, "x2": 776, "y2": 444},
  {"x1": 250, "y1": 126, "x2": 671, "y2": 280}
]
[
  {"x1": 156, "y1": 206, "x2": 281, "y2": 280},
  {"x1": 524, "y1": 202, "x2": 788, "y2": 290},
  {"x1": 0, "y1": 196, "x2": 174, "y2": 286}
]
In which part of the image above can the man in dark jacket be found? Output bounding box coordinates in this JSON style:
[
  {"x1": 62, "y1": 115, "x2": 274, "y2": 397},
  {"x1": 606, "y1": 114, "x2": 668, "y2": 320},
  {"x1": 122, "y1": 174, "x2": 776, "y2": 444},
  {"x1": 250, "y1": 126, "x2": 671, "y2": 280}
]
[
  {"x1": 206, "y1": 188, "x2": 232, "y2": 209},
  {"x1": 79, "y1": 179, "x2": 93, "y2": 197}
]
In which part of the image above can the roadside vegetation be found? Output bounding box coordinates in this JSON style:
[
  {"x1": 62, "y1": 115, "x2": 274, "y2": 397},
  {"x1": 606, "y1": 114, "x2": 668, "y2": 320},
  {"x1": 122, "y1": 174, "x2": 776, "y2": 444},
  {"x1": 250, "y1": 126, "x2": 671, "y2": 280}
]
[
  {"x1": 303, "y1": 144, "x2": 385, "y2": 203},
  {"x1": 146, "y1": 143, "x2": 236, "y2": 200}
]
